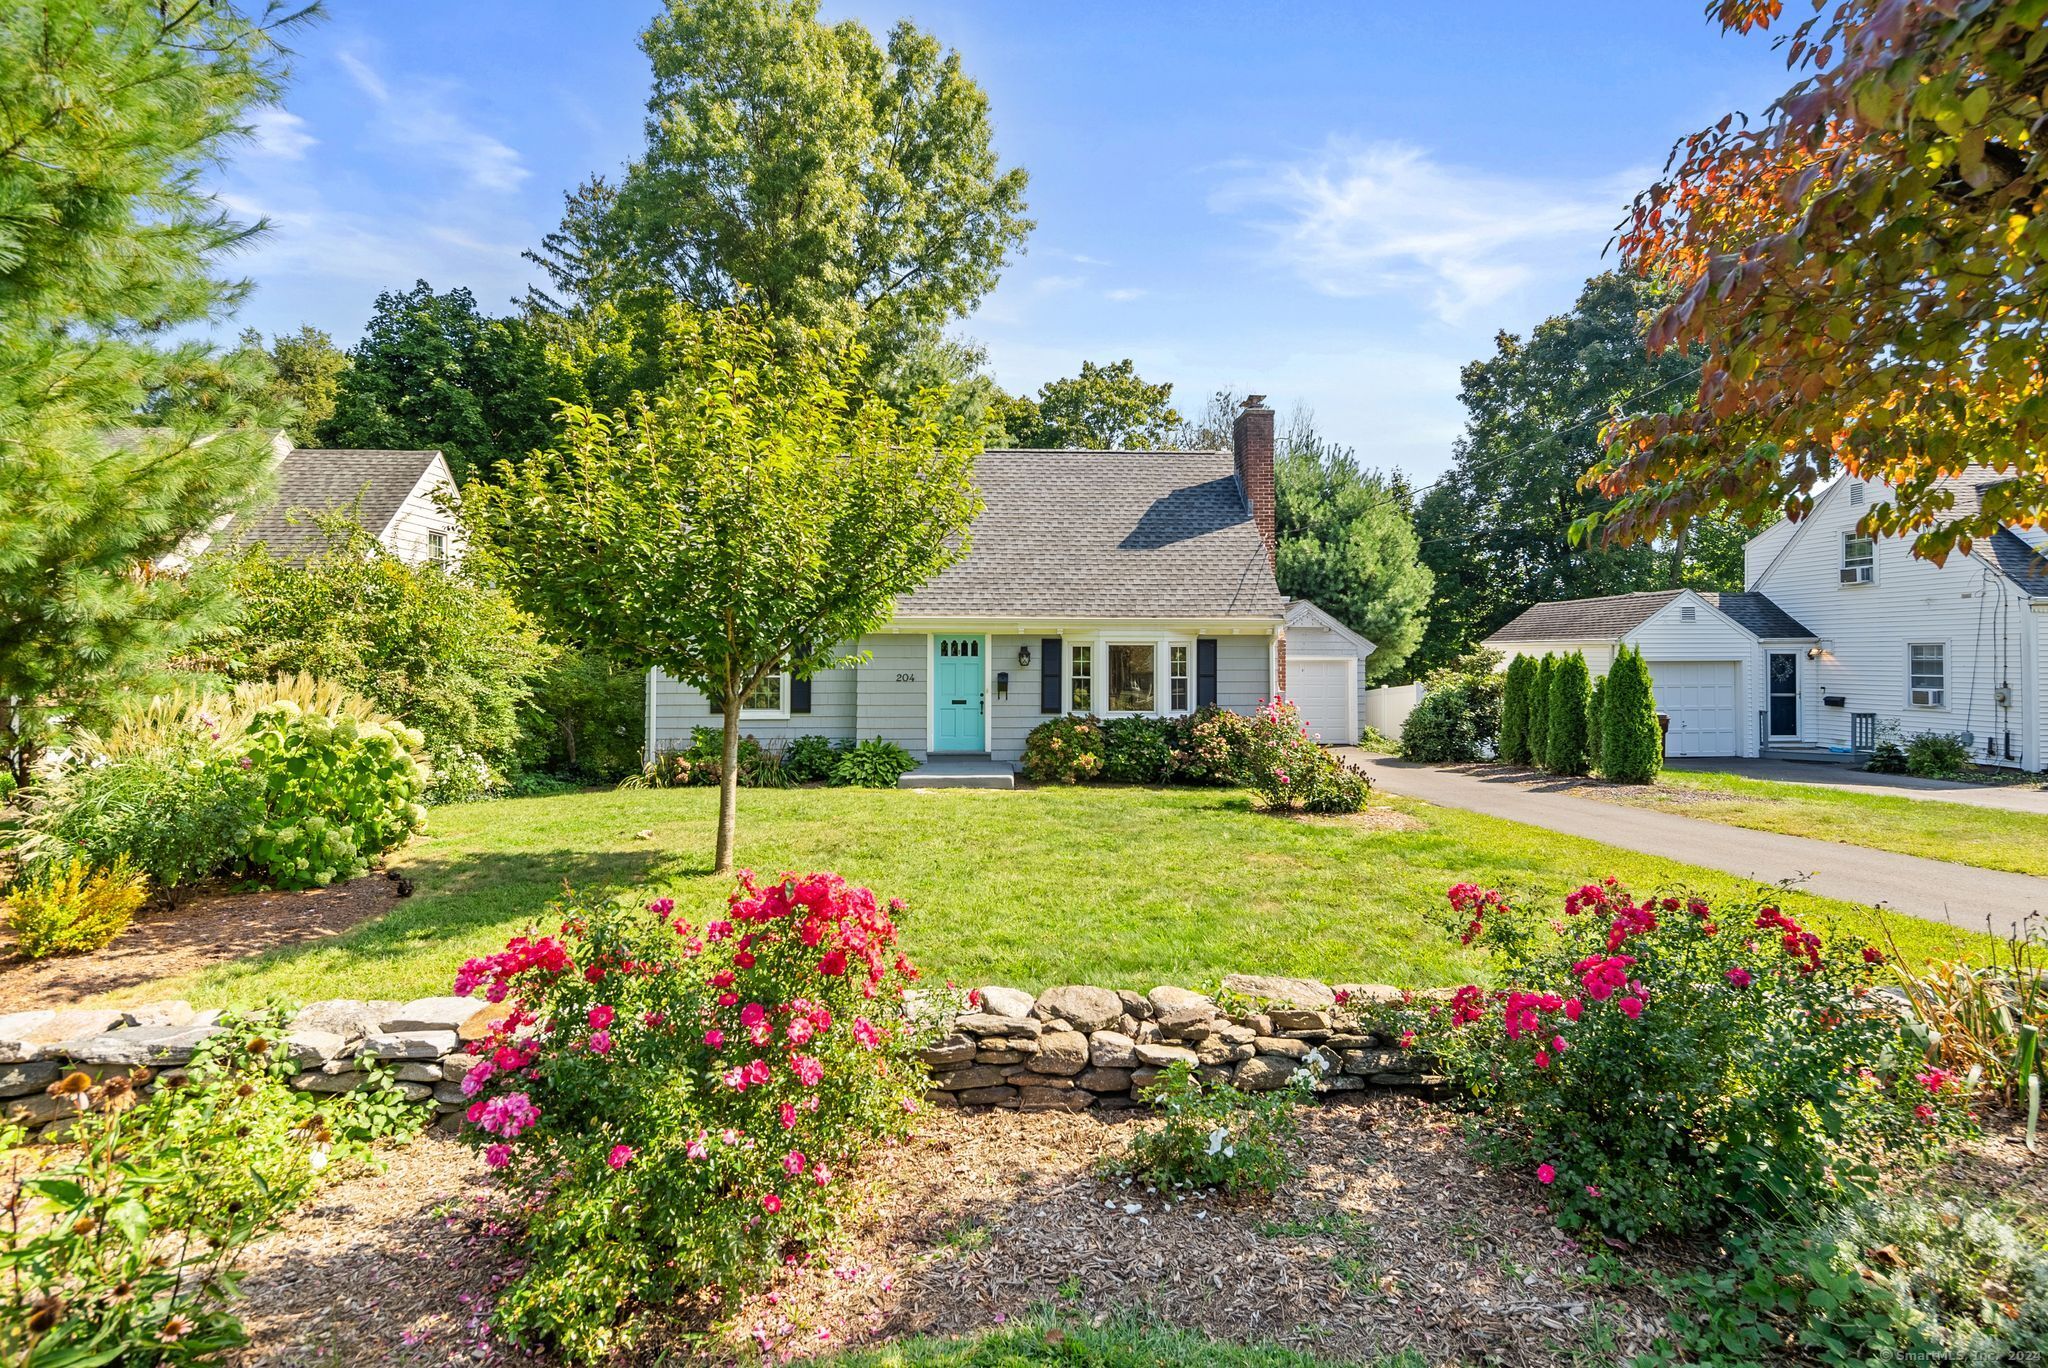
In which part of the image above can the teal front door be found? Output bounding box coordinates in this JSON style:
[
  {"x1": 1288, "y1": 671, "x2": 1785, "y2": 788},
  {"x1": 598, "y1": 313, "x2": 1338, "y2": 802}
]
[{"x1": 933, "y1": 636, "x2": 986, "y2": 752}]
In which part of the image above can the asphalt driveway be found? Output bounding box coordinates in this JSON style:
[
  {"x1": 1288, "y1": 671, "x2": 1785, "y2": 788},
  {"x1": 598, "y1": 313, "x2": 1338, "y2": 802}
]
[
  {"x1": 1662, "y1": 757, "x2": 2048, "y2": 815},
  {"x1": 1345, "y1": 751, "x2": 2044, "y2": 938}
]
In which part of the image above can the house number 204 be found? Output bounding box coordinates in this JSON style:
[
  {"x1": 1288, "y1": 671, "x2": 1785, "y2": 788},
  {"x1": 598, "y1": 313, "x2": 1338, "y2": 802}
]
[{"x1": 895, "y1": 672, "x2": 917, "y2": 682}]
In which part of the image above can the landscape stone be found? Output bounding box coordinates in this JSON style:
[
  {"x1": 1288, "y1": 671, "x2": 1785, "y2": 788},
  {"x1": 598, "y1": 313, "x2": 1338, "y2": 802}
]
[
  {"x1": 360, "y1": 1030, "x2": 458, "y2": 1060},
  {"x1": 1026, "y1": 1031, "x2": 1089, "y2": 1075},
  {"x1": 975, "y1": 986, "x2": 1035, "y2": 1019},
  {"x1": 921, "y1": 1035, "x2": 977, "y2": 1068},
  {"x1": 1133, "y1": 1042, "x2": 1199, "y2": 1068},
  {"x1": 396, "y1": 1062, "x2": 442, "y2": 1083},
  {"x1": 954, "y1": 1085, "x2": 1018, "y2": 1106},
  {"x1": 1195, "y1": 1039, "x2": 1238, "y2": 1066},
  {"x1": 956, "y1": 1013, "x2": 1042, "y2": 1038},
  {"x1": 3, "y1": 1093, "x2": 82, "y2": 1126},
  {"x1": 1114, "y1": 989, "x2": 1151, "y2": 1020},
  {"x1": 1218, "y1": 1023, "x2": 1257, "y2": 1045},
  {"x1": 433, "y1": 1082, "x2": 468, "y2": 1106},
  {"x1": 1, "y1": 1010, "x2": 125, "y2": 1062},
  {"x1": 1341, "y1": 1049, "x2": 1405, "y2": 1076},
  {"x1": 458, "y1": 1004, "x2": 514, "y2": 1042},
  {"x1": 118, "y1": 1002, "x2": 194, "y2": 1029},
  {"x1": 1129, "y1": 1067, "x2": 1162, "y2": 1090},
  {"x1": 1033, "y1": 985, "x2": 1123, "y2": 1032},
  {"x1": 1145, "y1": 985, "x2": 1212, "y2": 1016},
  {"x1": 1234, "y1": 1054, "x2": 1303, "y2": 1091},
  {"x1": 0, "y1": 1062, "x2": 60, "y2": 1099},
  {"x1": 1320, "y1": 1074, "x2": 1367, "y2": 1092},
  {"x1": 1220, "y1": 974, "x2": 1335, "y2": 1008},
  {"x1": 281, "y1": 1030, "x2": 347, "y2": 1067},
  {"x1": 1016, "y1": 1086, "x2": 1093, "y2": 1111},
  {"x1": 931, "y1": 1065, "x2": 1006, "y2": 1091},
  {"x1": 1088, "y1": 1031, "x2": 1136, "y2": 1069},
  {"x1": 1077, "y1": 1066, "x2": 1134, "y2": 1092},
  {"x1": 62, "y1": 1016, "x2": 222, "y2": 1066},
  {"x1": 290, "y1": 1071, "x2": 369, "y2": 1094},
  {"x1": 1040, "y1": 1018, "x2": 1074, "y2": 1035},
  {"x1": 975, "y1": 1049, "x2": 1028, "y2": 1065},
  {"x1": 393, "y1": 1081, "x2": 434, "y2": 1103},
  {"x1": 292, "y1": 1000, "x2": 399, "y2": 1041},
  {"x1": 1254, "y1": 1036, "x2": 1311, "y2": 1060},
  {"x1": 1155, "y1": 1005, "x2": 1217, "y2": 1035},
  {"x1": 1334, "y1": 983, "x2": 1406, "y2": 1007},
  {"x1": 441, "y1": 1052, "x2": 482, "y2": 1081},
  {"x1": 383, "y1": 997, "x2": 478, "y2": 1033},
  {"x1": 1269, "y1": 1009, "x2": 1332, "y2": 1032},
  {"x1": 1324, "y1": 1033, "x2": 1378, "y2": 1050}
]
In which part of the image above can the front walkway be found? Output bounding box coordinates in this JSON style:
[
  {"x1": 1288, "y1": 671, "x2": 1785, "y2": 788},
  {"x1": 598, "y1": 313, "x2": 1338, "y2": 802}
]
[
  {"x1": 1344, "y1": 752, "x2": 2043, "y2": 938},
  {"x1": 1664, "y1": 757, "x2": 2048, "y2": 815}
]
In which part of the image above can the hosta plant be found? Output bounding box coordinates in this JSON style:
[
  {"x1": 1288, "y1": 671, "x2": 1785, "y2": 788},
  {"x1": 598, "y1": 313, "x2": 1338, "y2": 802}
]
[
  {"x1": 1423, "y1": 878, "x2": 1971, "y2": 1240},
  {"x1": 452, "y1": 872, "x2": 930, "y2": 1361}
]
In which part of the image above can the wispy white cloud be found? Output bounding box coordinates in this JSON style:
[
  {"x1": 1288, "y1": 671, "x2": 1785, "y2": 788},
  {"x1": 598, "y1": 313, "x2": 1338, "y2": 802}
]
[
  {"x1": 336, "y1": 48, "x2": 529, "y2": 192},
  {"x1": 244, "y1": 106, "x2": 316, "y2": 159},
  {"x1": 1034, "y1": 273, "x2": 1086, "y2": 295},
  {"x1": 1212, "y1": 139, "x2": 1640, "y2": 323},
  {"x1": 1104, "y1": 286, "x2": 1144, "y2": 303}
]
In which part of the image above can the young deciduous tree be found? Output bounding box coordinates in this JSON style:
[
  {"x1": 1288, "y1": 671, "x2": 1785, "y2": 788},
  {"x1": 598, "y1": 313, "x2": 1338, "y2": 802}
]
[
  {"x1": 239, "y1": 324, "x2": 350, "y2": 444},
  {"x1": 0, "y1": 0, "x2": 308, "y2": 784},
  {"x1": 1546, "y1": 652, "x2": 1593, "y2": 778},
  {"x1": 1601, "y1": 645, "x2": 1664, "y2": 785},
  {"x1": 589, "y1": 0, "x2": 1030, "y2": 371},
  {"x1": 995, "y1": 359, "x2": 1182, "y2": 450},
  {"x1": 464, "y1": 305, "x2": 981, "y2": 871},
  {"x1": 1596, "y1": 0, "x2": 2048, "y2": 560}
]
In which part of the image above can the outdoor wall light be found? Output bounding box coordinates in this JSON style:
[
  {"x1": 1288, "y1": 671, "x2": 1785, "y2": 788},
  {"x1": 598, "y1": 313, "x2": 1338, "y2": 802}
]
[
  {"x1": 1806, "y1": 646, "x2": 1821, "y2": 660},
  {"x1": 1017, "y1": 645, "x2": 1032, "y2": 668}
]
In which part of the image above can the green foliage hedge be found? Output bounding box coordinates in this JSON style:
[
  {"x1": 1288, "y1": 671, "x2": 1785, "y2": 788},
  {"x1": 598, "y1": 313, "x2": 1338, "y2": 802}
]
[
  {"x1": 1498, "y1": 654, "x2": 1536, "y2": 765},
  {"x1": 1601, "y1": 645, "x2": 1663, "y2": 784},
  {"x1": 1397, "y1": 650, "x2": 1504, "y2": 764},
  {"x1": 1544, "y1": 651, "x2": 1592, "y2": 776}
]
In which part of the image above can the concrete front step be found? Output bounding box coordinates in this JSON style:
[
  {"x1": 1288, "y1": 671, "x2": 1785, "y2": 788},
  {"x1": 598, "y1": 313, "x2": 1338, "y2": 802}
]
[{"x1": 899, "y1": 757, "x2": 1015, "y2": 790}]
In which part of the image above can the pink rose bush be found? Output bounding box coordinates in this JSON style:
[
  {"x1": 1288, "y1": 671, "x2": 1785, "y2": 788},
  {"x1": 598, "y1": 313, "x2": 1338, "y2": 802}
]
[
  {"x1": 1238, "y1": 698, "x2": 1371, "y2": 814},
  {"x1": 451, "y1": 871, "x2": 928, "y2": 1361},
  {"x1": 1420, "y1": 877, "x2": 1972, "y2": 1240}
]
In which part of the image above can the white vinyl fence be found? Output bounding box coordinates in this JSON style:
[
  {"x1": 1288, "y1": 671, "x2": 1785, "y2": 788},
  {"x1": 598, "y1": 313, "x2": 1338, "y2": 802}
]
[{"x1": 1363, "y1": 682, "x2": 1426, "y2": 740}]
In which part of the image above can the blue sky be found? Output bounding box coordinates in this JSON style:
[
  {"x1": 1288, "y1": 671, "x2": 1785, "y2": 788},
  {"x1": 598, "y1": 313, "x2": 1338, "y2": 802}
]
[{"x1": 217, "y1": 2, "x2": 1792, "y2": 481}]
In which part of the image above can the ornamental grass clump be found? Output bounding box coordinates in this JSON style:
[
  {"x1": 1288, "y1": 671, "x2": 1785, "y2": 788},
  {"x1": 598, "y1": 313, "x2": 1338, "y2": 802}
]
[
  {"x1": 1422, "y1": 878, "x2": 1972, "y2": 1241},
  {"x1": 452, "y1": 872, "x2": 931, "y2": 1362}
]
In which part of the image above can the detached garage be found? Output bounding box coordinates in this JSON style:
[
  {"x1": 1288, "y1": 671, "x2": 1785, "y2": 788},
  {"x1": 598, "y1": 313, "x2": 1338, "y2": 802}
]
[
  {"x1": 1481, "y1": 589, "x2": 1817, "y2": 759},
  {"x1": 1282, "y1": 599, "x2": 1375, "y2": 745}
]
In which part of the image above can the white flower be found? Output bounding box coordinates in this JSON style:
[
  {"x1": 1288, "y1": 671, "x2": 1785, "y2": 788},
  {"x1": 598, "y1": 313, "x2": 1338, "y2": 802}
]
[
  {"x1": 308, "y1": 1145, "x2": 330, "y2": 1173},
  {"x1": 1204, "y1": 1125, "x2": 1231, "y2": 1156}
]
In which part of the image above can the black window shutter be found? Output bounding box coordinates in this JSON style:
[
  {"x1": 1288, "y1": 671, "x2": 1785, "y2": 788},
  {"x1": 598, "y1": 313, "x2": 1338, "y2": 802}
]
[
  {"x1": 790, "y1": 676, "x2": 811, "y2": 714},
  {"x1": 1196, "y1": 639, "x2": 1219, "y2": 708},
  {"x1": 1039, "y1": 638, "x2": 1062, "y2": 713}
]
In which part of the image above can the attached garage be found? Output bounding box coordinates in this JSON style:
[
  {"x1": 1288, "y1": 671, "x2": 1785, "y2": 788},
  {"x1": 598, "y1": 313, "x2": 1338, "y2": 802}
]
[
  {"x1": 1282, "y1": 599, "x2": 1375, "y2": 745},
  {"x1": 1647, "y1": 661, "x2": 1740, "y2": 757}
]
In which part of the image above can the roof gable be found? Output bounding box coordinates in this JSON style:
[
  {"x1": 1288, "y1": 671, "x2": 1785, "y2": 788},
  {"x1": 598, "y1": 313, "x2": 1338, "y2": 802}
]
[
  {"x1": 1284, "y1": 598, "x2": 1376, "y2": 655},
  {"x1": 1485, "y1": 588, "x2": 1814, "y2": 644},
  {"x1": 231, "y1": 448, "x2": 447, "y2": 558},
  {"x1": 893, "y1": 448, "x2": 1285, "y2": 620}
]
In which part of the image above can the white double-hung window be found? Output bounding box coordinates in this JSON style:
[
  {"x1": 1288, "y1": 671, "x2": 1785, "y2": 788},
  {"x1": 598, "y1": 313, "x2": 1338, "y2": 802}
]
[
  {"x1": 1908, "y1": 643, "x2": 1945, "y2": 708},
  {"x1": 1841, "y1": 533, "x2": 1876, "y2": 585}
]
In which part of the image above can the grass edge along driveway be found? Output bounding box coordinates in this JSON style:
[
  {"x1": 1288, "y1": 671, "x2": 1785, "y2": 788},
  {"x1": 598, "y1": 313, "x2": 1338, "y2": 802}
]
[
  {"x1": 1612, "y1": 769, "x2": 2048, "y2": 879},
  {"x1": 145, "y1": 785, "x2": 1995, "y2": 1009}
]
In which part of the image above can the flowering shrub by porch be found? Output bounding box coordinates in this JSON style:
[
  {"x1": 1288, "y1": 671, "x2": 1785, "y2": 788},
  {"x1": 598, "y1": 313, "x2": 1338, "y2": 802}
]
[
  {"x1": 451, "y1": 872, "x2": 929, "y2": 1361},
  {"x1": 1420, "y1": 878, "x2": 1969, "y2": 1240}
]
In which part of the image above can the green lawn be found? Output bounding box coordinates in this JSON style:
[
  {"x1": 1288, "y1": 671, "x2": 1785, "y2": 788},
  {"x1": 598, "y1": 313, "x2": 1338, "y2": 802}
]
[
  {"x1": 142, "y1": 784, "x2": 1991, "y2": 1010},
  {"x1": 1613, "y1": 771, "x2": 2048, "y2": 879},
  {"x1": 797, "y1": 1311, "x2": 1422, "y2": 1367}
]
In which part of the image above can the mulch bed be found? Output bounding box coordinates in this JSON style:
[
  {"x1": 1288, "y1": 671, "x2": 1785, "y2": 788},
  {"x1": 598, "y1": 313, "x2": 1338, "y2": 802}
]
[
  {"x1": 227, "y1": 1098, "x2": 1686, "y2": 1366},
  {"x1": 0, "y1": 875, "x2": 401, "y2": 1008}
]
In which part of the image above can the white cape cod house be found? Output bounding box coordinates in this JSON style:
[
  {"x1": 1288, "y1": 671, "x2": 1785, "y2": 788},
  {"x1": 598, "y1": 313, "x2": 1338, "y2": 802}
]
[
  {"x1": 645, "y1": 399, "x2": 1364, "y2": 774},
  {"x1": 1482, "y1": 466, "x2": 2048, "y2": 769}
]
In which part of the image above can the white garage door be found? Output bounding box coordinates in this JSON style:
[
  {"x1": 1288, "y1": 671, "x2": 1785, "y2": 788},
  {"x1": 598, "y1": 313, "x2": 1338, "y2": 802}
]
[
  {"x1": 1289, "y1": 658, "x2": 1356, "y2": 745},
  {"x1": 1648, "y1": 661, "x2": 1740, "y2": 757}
]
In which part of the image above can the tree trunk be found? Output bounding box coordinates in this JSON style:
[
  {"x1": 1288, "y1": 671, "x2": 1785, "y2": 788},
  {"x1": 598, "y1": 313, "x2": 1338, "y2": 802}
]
[{"x1": 715, "y1": 691, "x2": 742, "y2": 875}]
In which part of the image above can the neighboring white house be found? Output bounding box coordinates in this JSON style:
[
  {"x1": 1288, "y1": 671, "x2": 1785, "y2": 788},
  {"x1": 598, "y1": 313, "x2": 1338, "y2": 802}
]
[
  {"x1": 227, "y1": 436, "x2": 463, "y2": 566},
  {"x1": 1481, "y1": 466, "x2": 2048, "y2": 769},
  {"x1": 648, "y1": 399, "x2": 1308, "y2": 770}
]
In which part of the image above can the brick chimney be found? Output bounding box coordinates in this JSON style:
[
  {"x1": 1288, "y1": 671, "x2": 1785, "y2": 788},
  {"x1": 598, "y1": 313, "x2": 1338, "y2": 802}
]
[{"x1": 1231, "y1": 394, "x2": 1277, "y2": 567}]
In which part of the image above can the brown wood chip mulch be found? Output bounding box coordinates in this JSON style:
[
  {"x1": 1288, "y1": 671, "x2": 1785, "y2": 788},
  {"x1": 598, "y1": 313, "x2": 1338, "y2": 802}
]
[
  {"x1": 0, "y1": 875, "x2": 400, "y2": 1008},
  {"x1": 226, "y1": 1098, "x2": 1691, "y2": 1367}
]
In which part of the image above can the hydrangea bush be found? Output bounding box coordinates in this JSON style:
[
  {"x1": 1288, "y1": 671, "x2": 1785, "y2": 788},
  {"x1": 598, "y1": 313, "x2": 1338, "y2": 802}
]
[
  {"x1": 230, "y1": 700, "x2": 428, "y2": 888},
  {"x1": 1421, "y1": 878, "x2": 1970, "y2": 1240},
  {"x1": 452, "y1": 872, "x2": 930, "y2": 1361}
]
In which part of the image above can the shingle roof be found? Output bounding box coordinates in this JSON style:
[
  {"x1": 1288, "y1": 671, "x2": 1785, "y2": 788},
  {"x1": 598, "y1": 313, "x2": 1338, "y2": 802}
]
[
  {"x1": 1985, "y1": 529, "x2": 2048, "y2": 596},
  {"x1": 1485, "y1": 589, "x2": 1814, "y2": 644},
  {"x1": 229, "y1": 448, "x2": 442, "y2": 558},
  {"x1": 893, "y1": 449, "x2": 1285, "y2": 620}
]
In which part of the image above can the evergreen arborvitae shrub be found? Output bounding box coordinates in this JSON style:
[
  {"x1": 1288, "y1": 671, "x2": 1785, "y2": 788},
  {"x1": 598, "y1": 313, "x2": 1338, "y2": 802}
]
[
  {"x1": 1499, "y1": 655, "x2": 1532, "y2": 765},
  {"x1": 1547, "y1": 651, "x2": 1592, "y2": 776},
  {"x1": 1587, "y1": 673, "x2": 1608, "y2": 775},
  {"x1": 1602, "y1": 644, "x2": 1664, "y2": 784},
  {"x1": 1530, "y1": 655, "x2": 1557, "y2": 770}
]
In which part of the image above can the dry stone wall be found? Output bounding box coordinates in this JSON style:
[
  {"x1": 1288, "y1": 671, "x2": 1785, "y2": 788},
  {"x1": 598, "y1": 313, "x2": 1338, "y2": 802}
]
[
  {"x1": 918, "y1": 974, "x2": 1445, "y2": 1111},
  {"x1": 3, "y1": 974, "x2": 1443, "y2": 1140}
]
